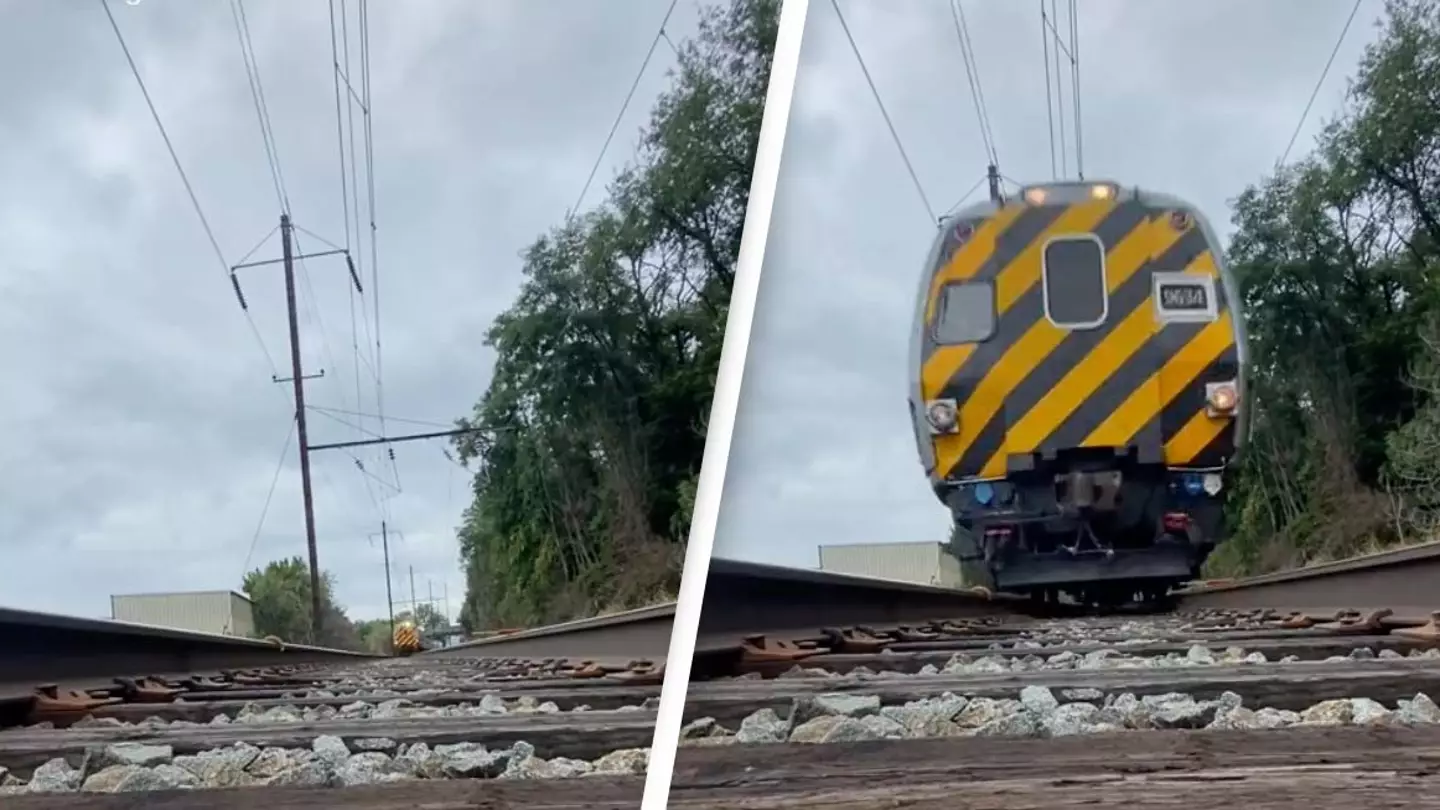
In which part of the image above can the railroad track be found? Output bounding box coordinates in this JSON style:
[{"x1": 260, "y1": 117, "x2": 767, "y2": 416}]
[
  {"x1": 666, "y1": 549, "x2": 1440, "y2": 808},
  {"x1": 0, "y1": 603, "x2": 674, "y2": 807}
]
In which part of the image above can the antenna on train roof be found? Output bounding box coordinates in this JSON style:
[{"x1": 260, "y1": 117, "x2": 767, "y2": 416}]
[{"x1": 986, "y1": 163, "x2": 1004, "y2": 204}]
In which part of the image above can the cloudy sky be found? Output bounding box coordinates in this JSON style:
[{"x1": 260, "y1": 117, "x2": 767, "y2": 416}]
[
  {"x1": 0, "y1": 0, "x2": 701, "y2": 621},
  {"x1": 713, "y1": 0, "x2": 1384, "y2": 569}
]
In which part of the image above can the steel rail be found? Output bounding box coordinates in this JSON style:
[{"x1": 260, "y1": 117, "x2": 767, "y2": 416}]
[
  {"x1": 694, "y1": 558, "x2": 1025, "y2": 657},
  {"x1": 1177, "y1": 540, "x2": 1440, "y2": 617},
  {"x1": 421, "y1": 602, "x2": 676, "y2": 661}
]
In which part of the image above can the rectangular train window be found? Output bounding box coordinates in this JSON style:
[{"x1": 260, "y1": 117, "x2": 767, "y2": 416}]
[
  {"x1": 1153, "y1": 272, "x2": 1219, "y2": 323},
  {"x1": 932, "y1": 281, "x2": 995, "y2": 344},
  {"x1": 1042, "y1": 235, "x2": 1108, "y2": 329}
]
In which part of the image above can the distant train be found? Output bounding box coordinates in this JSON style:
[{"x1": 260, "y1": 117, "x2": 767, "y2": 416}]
[
  {"x1": 907, "y1": 180, "x2": 1249, "y2": 607},
  {"x1": 392, "y1": 619, "x2": 426, "y2": 655}
]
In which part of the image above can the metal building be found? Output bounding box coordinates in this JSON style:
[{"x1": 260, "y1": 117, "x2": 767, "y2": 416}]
[
  {"x1": 109, "y1": 590, "x2": 257, "y2": 638},
  {"x1": 816, "y1": 541, "x2": 964, "y2": 588}
]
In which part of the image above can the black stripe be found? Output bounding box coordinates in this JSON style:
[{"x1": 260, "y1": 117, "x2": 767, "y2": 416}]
[
  {"x1": 1090, "y1": 200, "x2": 1152, "y2": 251},
  {"x1": 1035, "y1": 229, "x2": 1212, "y2": 450},
  {"x1": 1187, "y1": 421, "x2": 1237, "y2": 467},
  {"x1": 927, "y1": 203, "x2": 1116, "y2": 378},
  {"x1": 949, "y1": 219, "x2": 1177, "y2": 476},
  {"x1": 933, "y1": 205, "x2": 1099, "y2": 398},
  {"x1": 1051, "y1": 321, "x2": 1207, "y2": 452},
  {"x1": 1157, "y1": 345, "x2": 1241, "y2": 446},
  {"x1": 972, "y1": 204, "x2": 1068, "y2": 283},
  {"x1": 921, "y1": 206, "x2": 1052, "y2": 365},
  {"x1": 943, "y1": 413, "x2": 1006, "y2": 480},
  {"x1": 932, "y1": 215, "x2": 989, "y2": 275}
]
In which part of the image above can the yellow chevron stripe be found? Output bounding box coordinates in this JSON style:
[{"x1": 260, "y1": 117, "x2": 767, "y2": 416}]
[
  {"x1": 972, "y1": 215, "x2": 1185, "y2": 476},
  {"x1": 1164, "y1": 407, "x2": 1231, "y2": 465},
  {"x1": 1082, "y1": 311, "x2": 1236, "y2": 448},
  {"x1": 924, "y1": 204, "x2": 1024, "y2": 323}
]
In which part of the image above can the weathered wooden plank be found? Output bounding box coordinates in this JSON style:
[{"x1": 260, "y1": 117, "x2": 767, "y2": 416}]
[
  {"x1": 669, "y1": 770, "x2": 1440, "y2": 809},
  {"x1": 665, "y1": 725, "x2": 1440, "y2": 808},
  {"x1": 0, "y1": 775, "x2": 644, "y2": 809},
  {"x1": 0, "y1": 710, "x2": 656, "y2": 773},
  {"x1": 684, "y1": 660, "x2": 1440, "y2": 724}
]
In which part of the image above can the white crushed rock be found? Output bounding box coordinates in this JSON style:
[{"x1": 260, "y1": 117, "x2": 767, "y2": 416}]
[
  {"x1": 765, "y1": 643, "x2": 1440, "y2": 682},
  {"x1": 3, "y1": 737, "x2": 651, "y2": 794},
  {"x1": 682, "y1": 688, "x2": 1440, "y2": 747},
  {"x1": 62, "y1": 689, "x2": 644, "y2": 731}
]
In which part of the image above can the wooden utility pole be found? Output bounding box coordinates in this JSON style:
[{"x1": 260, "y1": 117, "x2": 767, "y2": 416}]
[
  {"x1": 230, "y1": 215, "x2": 352, "y2": 643},
  {"x1": 280, "y1": 214, "x2": 324, "y2": 642},
  {"x1": 230, "y1": 214, "x2": 483, "y2": 644}
]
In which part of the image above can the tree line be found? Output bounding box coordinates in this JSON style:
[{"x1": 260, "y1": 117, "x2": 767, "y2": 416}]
[
  {"x1": 448, "y1": 0, "x2": 779, "y2": 629},
  {"x1": 241, "y1": 556, "x2": 448, "y2": 654},
  {"x1": 233, "y1": 0, "x2": 779, "y2": 642},
  {"x1": 1210, "y1": 0, "x2": 1440, "y2": 575}
]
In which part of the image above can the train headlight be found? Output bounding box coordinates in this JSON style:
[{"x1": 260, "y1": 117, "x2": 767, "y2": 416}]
[
  {"x1": 1202, "y1": 473, "x2": 1223, "y2": 496},
  {"x1": 1023, "y1": 187, "x2": 1047, "y2": 205},
  {"x1": 1205, "y1": 381, "x2": 1238, "y2": 416},
  {"x1": 925, "y1": 399, "x2": 959, "y2": 433},
  {"x1": 1089, "y1": 183, "x2": 1115, "y2": 200}
]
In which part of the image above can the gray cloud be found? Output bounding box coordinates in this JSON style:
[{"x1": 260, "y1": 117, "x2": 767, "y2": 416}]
[
  {"x1": 0, "y1": 0, "x2": 700, "y2": 621},
  {"x1": 714, "y1": 0, "x2": 1384, "y2": 568}
]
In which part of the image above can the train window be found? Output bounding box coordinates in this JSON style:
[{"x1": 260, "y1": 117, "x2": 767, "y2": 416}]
[
  {"x1": 1042, "y1": 235, "x2": 1108, "y2": 329},
  {"x1": 1153, "y1": 272, "x2": 1219, "y2": 322},
  {"x1": 932, "y1": 281, "x2": 995, "y2": 344}
]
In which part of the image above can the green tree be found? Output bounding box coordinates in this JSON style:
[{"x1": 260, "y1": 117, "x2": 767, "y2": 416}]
[
  {"x1": 354, "y1": 618, "x2": 393, "y2": 654},
  {"x1": 452, "y1": 0, "x2": 779, "y2": 629},
  {"x1": 1210, "y1": 0, "x2": 1440, "y2": 575},
  {"x1": 395, "y1": 602, "x2": 447, "y2": 635},
  {"x1": 241, "y1": 556, "x2": 363, "y2": 650}
]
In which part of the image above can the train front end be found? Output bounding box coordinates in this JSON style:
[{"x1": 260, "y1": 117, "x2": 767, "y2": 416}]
[{"x1": 906, "y1": 180, "x2": 1248, "y2": 606}]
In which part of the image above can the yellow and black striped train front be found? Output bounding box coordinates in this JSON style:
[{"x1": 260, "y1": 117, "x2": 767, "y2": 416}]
[
  {"x1": 909, "y1": 181, "x2": 1248, "y2": 601},
  {"x1": 920, "y1": 194, "x2": 1238, "y2": 482}
]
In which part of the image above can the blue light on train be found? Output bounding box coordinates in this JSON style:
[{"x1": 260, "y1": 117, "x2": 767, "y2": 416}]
[
  {"x1": 1183, "y1": 475, "x2": 1204, "y2": 496},
  {"x1": 974, "y1": 482, "x2": 995, "y2": 506}
]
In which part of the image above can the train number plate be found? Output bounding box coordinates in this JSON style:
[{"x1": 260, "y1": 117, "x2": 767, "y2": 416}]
[{"x1": 1159, "y1": 282, "x2": 1209, "y2": 311}]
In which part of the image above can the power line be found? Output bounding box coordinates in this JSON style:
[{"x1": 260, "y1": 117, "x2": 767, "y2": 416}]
[
  {"x1": 1039, "y1": 0, "x2": 1084, "y2": 180},
  {"x1": 829, "y1": 0, "x2": 936, "y2": 222},
  {"x1": 309, "y1": 404, "x2": 456, "y2": 430},
  {"x1": 571, "y1": 0, "x2": 680, "y2": 217},
  {"x1": 241, "y1": 416, "x2": 297, "y2": 575},
  {"x1": 230, "y1": 0, "x2": 290, "y2": 213},
  {"x1": 1278, "y1": 0, "x2": 1364, "y2": 168},
  {"x1": 944, "y1": 173, "x2": 988, "y2": 217},
  {"x1": 99, "y1": 0, "x2": 280, "y2": 378},
  {"x1": 1068, "y1": 0, "x2": 1084, "y2": 180},
  {"x1": 1039, "y1": 2, "x2": 1057, "y2": 179},
  {"x1": 947, "y1": 0, "x2": 997, "y2": 168},
  {"x1": 1049, "y1": 0, "x2": 1068, "y2": 178}
]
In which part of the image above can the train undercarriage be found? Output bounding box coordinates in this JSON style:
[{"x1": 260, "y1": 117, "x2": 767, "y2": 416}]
[{"x1": 944, "y1": 452, "x2": 1227, "y2": 610}]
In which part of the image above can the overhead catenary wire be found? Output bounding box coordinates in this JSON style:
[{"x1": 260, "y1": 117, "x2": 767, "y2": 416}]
[
  {"x1": 1048, "y1": 1, "x2": 1059, "y2": 177},
  {"x1": 1068, "y1": 0, "x2": 1083, "y2": 180},
  {"x1": 571, "y1": 0, "x2": 680, "y2": 217},
  {"x1": 1277, "y1": 0, "x2": 1364, "y2": 168},
  {"x1": 1039, "y1": 0, "x2": 1084, "y2": 180},
  {"x1": 99, "y1": 0, "x2": 280, "y2": 379},
  {"x1": 241, "y1": 416, "x2": 298, "y2": 576},
  {"x1": 1049, "y1": 0, "x2": 1068, "y2": 178},
  {"x1": 228, "y1": 0, "x2": 396, "y2": 536},
  {"x1": 829, "y1": 0, "x2": 937, "y2": 222},
  {"x1": 947, "y1": 0, "x2": 998, "y2": 169},
  {"x1": 944, "y1": 173, "x2": 988, "y2": 217}
]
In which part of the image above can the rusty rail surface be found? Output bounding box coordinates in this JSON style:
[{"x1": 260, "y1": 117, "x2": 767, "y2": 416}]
[
  {"x1": 0, "y1": 600, "x2": 674, "y2": 732},
  {"x1": 1178, "y1": 540, "x2": 1440, "y2": 617},
  {"x1": 423, "y1": 602, "x2": 675, "y2": 661}
]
